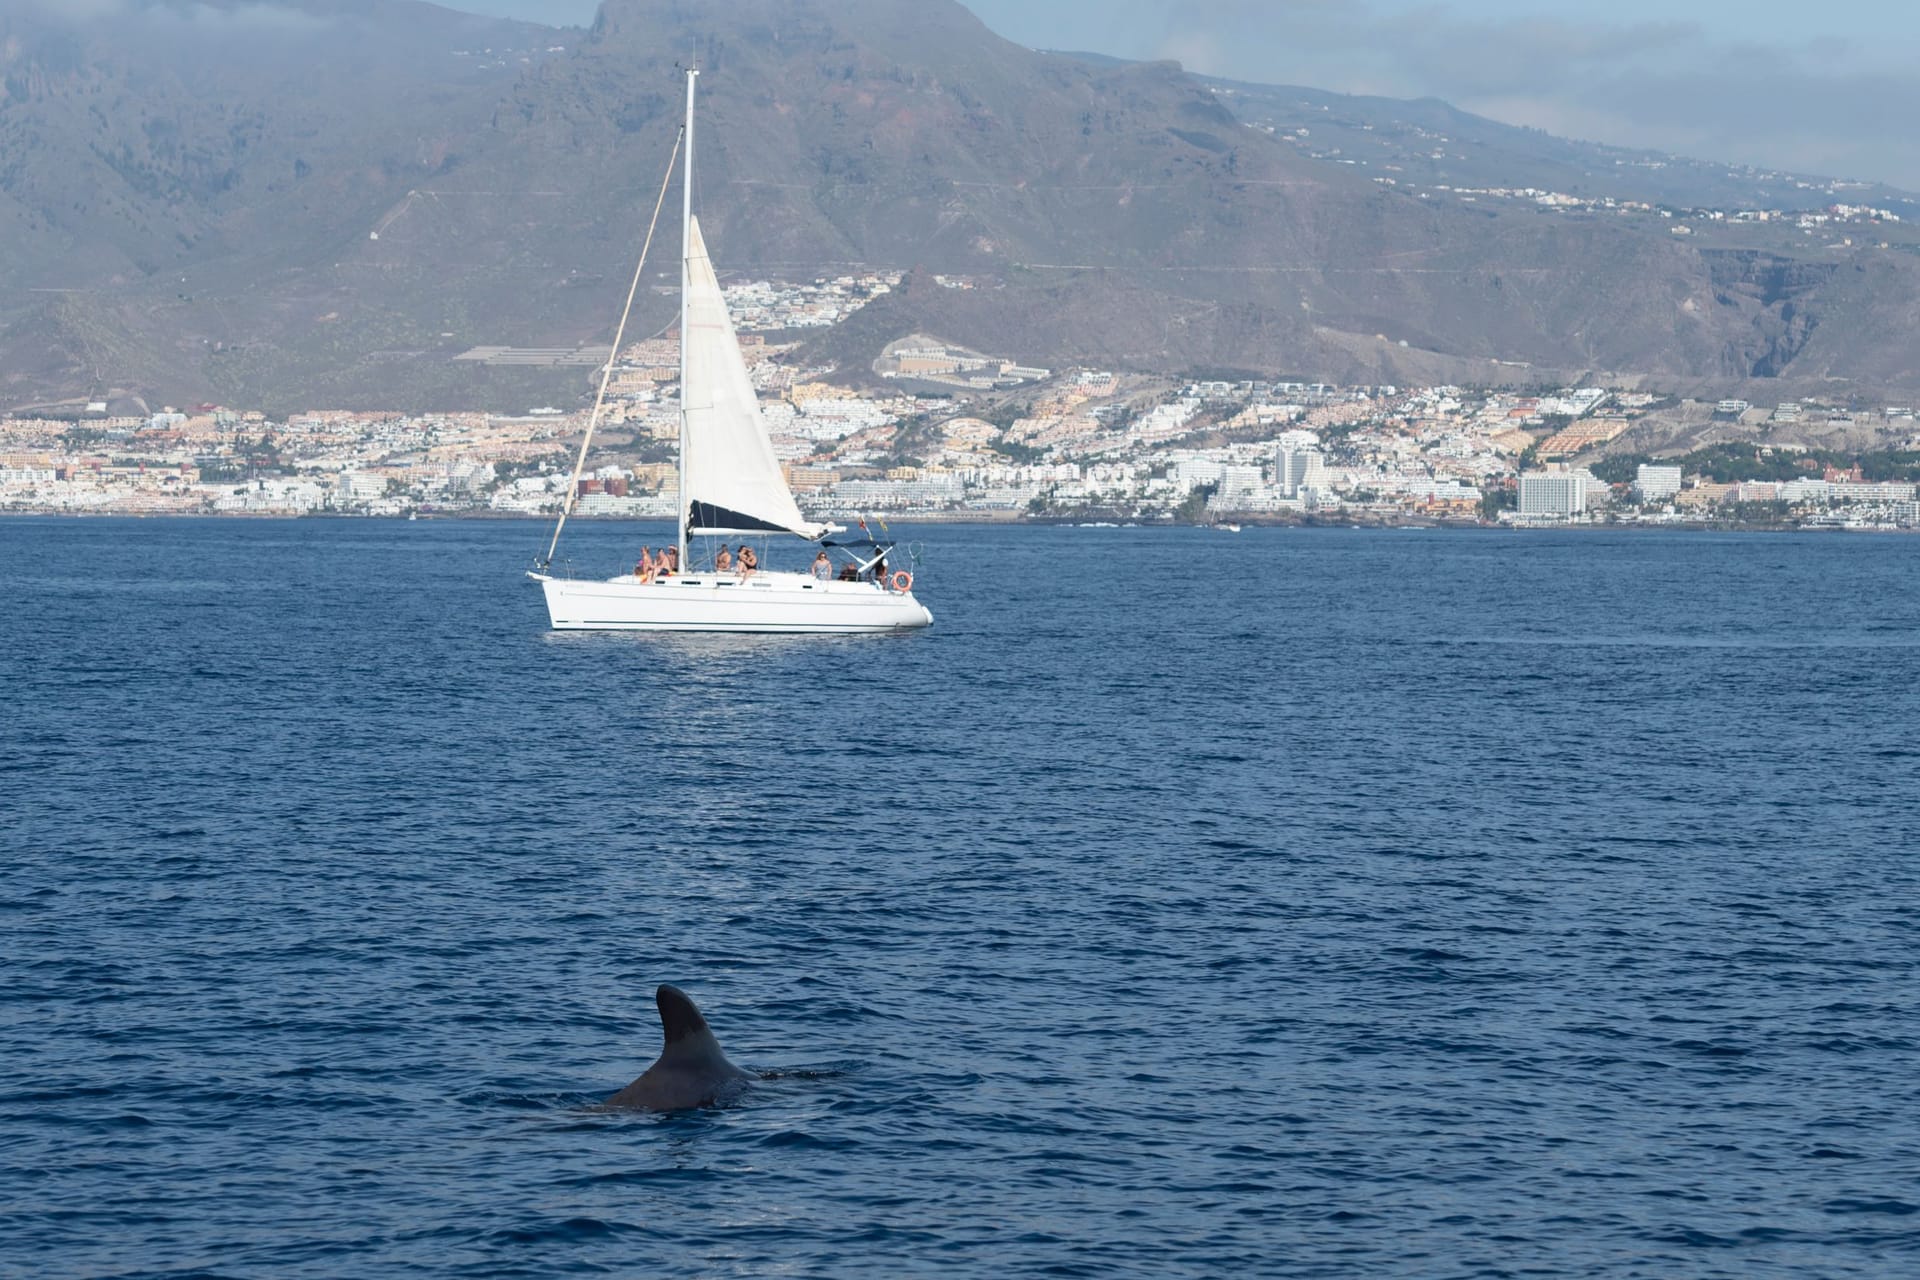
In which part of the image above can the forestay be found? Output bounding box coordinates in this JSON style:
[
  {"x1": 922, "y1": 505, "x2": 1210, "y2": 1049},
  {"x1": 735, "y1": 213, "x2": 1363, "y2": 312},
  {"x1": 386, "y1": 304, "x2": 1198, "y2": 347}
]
[{"x1": 681, "y1": 216, "x2": 827, "y2": 539}]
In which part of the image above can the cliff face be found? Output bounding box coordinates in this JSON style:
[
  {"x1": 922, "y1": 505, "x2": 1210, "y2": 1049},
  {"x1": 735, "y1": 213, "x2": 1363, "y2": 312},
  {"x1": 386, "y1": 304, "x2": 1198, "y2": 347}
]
[{"x1": 2, "y1": 0, "x2": 1917, "y2": 411}]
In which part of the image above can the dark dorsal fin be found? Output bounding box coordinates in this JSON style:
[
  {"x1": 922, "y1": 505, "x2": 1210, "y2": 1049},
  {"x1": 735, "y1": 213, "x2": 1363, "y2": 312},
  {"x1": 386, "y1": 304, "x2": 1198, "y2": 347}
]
[{"x1": 656, "y1": 984, "x2": 711, "y2": 1045}]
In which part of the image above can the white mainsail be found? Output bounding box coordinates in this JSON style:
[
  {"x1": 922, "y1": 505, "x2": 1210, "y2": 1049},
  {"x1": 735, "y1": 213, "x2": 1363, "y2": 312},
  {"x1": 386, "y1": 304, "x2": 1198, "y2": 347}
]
[{"x1": 680, "y1": 215, "x2": 825, "y2": 539}]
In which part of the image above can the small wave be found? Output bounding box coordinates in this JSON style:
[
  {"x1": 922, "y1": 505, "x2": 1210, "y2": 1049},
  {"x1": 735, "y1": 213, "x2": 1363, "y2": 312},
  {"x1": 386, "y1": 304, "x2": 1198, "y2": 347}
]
[
  {"x1": 757, "y1": 1129, "x2": 855, "y2": 1150},
  {"x1": 0, "y1": 1085, "x2": 118, "y2": 1104},
  {"x1": 556, "y1": 1167, "x2": 714, "y2": 1189},
  {"x1": 487, "y1": 1216, "x2": 648, "y2": 1245},
  {"x1": 1647, "y1": 1225, "x2": 1739, "y2": 1247},
  {"x1": 754, "y1": 1060, "x2": 861, "y2": 1081},
  {"x1": 1825, "y1": 1197, "x2": 1919, "y2": 1216},
  {"x1": 1667, "y1": 1039, "x2": 1753, "y2": 1059}
]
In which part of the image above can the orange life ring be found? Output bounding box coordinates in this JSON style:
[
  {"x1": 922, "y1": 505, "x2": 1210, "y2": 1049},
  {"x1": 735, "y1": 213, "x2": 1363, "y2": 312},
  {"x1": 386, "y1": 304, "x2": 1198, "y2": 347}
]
[{"x1": 889, "y1": 570, "x2": 913, "y2": 593}]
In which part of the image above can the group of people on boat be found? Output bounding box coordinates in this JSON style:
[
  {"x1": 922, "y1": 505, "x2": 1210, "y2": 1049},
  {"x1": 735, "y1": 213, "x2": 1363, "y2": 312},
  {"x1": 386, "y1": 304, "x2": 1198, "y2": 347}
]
[
  {"x1": 630, "y1": 543, "x2": 900, "y2": 588},
  {"x1": 808, "y1": 549, "x2": 891, "y2": 582},
  {"x1": 633, "y1": 543, "x2": 761, "y2": 584},
  {"x1": 711, "y1": 543, "x2": 759, "y2": 576},
  {"x1": 633, "y1": 545, "x2": 677, "y2": 583}
]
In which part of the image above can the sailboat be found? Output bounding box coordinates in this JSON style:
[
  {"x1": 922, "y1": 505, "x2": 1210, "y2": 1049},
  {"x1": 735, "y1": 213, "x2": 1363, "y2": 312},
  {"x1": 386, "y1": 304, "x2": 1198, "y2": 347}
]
[{"x1": 527, "y1": 67, "x2": 933, "y2": 634}]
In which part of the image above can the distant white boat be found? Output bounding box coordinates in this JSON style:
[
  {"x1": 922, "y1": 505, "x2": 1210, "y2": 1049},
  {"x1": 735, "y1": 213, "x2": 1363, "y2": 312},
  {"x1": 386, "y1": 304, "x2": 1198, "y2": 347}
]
[{"x1": 528, "y1": 68, "x2": 931, "y2": 634}]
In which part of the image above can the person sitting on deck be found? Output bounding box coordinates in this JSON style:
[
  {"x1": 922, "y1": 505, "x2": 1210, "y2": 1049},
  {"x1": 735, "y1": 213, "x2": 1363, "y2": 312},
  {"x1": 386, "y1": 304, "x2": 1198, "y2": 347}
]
[
  {"x1": 714, "y1": 545, "x2": 732, "y2": 573},
  {"x1": 636, "y1": 547, "x2": 657, "y2": 584},
  {"x1": 736, "y1": 545, "x2": 758, "y2": 577},
  {"x1": 838, "y1": 560, "x2": 860, "y2": 581},
  {"x1": 657, "y1": 546, "x2": 678, "y2": 577},
  {"x1": 810, "y1": 550, "x2": 832, "y2": 581}
]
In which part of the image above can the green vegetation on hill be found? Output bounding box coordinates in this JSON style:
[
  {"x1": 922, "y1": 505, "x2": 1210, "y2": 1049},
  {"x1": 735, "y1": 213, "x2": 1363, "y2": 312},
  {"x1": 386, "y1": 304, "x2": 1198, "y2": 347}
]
[
  {"x1": 1597, "y1": 442, "x2": 1920, "y2": 485},
  {"x1": 992, "y1": 439, "x2": 1048, "y2": 464},
  {"x1": 1175, "y1": 483, "x2": 1217, "y2": 524}
]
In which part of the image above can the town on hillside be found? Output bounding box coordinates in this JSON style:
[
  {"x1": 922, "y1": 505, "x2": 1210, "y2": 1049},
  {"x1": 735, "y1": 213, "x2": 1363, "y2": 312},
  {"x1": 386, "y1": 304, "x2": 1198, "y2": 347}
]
[{"x1": 6, "y1": 274, "x2": 1920, "y2": 532}]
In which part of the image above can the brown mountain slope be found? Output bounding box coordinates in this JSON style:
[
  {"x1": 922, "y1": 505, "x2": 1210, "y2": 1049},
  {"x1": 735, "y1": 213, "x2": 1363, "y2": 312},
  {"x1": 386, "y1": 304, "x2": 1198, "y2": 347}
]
[{"x1": 2, "y1": 0, "x2": 1917, "y2": 410}]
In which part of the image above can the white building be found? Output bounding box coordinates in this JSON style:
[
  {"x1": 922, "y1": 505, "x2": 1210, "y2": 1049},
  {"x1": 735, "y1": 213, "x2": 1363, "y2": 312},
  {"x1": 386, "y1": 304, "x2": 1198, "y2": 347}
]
[
  {"x1": 1634, "y1": 464, "x2": 1683, "y2": 502},
  {"x1": 1212, "y1": 464, "x2": 1267, "y2": 509},
  {"x1": 1173, "y1": 458, "x2": 1226, "y2": 491},
  {"x1": 1831, "y1": 481, "x2": 1917, "y2": 501},
  {"x1": 1276, "y1": 447, "x2": 1325, "y2": 498},
  {"x1": 575, "y1": 491, "x2": 674, "y2": 517},
  {"x1": 336, "y1": 471, "x2": 387, "y2": 503},
  {"x1": 1519, "y1": 470, "x2": 1587, "y2": 517},
  {"x1": 1778, "y1": 478, "x2": 1831, "y2": 503}
]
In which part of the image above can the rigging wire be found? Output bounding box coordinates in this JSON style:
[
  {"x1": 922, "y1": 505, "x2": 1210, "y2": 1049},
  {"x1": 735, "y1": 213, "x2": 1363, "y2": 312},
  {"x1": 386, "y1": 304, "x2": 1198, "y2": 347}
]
[{"x1": 540, "y1": 125, "x2": 686, "y2": 571}]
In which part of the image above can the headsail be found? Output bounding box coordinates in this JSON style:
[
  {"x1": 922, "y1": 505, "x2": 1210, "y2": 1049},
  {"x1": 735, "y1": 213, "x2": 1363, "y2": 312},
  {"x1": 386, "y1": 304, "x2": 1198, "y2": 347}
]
[{"x1": 681, "y1": 216, "x2": 826, "y2": 539}]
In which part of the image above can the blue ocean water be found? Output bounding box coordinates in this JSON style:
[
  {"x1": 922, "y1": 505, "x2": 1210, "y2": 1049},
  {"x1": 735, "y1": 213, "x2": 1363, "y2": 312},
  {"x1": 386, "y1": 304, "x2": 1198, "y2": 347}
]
[{"x1": 2, "y1": 516, "x2": 1918, "y2": 1278}]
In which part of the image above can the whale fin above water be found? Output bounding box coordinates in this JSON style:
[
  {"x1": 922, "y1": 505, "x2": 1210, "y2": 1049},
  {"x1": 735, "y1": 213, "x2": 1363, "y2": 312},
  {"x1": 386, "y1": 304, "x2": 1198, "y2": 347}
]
[
  {"x1": 604, "y1": 984, "x2": 753, "y2": 1112},
  {"x1": 656, "y1": 983, "x2": 712, "y2": 1045}
]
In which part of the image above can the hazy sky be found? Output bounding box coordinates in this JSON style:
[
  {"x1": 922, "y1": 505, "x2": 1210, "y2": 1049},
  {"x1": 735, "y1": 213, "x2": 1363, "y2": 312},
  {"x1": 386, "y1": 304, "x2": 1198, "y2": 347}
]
[{"x1": 457, "y1": 0, "x2": 1920, "y2": 189}]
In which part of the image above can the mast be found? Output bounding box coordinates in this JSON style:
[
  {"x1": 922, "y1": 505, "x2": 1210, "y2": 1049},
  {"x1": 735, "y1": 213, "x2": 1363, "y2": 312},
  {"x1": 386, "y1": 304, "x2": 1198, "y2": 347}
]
[{"x1": 677, "y1": 63, "x2": 697, "y2": 571}]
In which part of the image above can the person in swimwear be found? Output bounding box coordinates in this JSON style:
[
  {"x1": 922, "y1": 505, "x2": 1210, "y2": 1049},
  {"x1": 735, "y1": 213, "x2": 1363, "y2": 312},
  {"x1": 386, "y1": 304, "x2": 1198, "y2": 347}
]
[{"x1": 736, "y1": 544, "x2": 758, "y2": 577}]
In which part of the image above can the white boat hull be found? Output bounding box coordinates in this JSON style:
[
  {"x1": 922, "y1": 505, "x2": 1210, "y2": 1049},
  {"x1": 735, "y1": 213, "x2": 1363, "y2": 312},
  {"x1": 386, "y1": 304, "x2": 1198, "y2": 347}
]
[{"x1": 532, "y1": 570, "x2": 934, "y2": 633}]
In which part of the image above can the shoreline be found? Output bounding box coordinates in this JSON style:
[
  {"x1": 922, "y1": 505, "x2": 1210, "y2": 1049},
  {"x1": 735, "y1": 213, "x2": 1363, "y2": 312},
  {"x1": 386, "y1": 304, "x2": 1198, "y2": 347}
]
[{"x1": 0, "y1": 508, "x2": 1878, "y2": 533}]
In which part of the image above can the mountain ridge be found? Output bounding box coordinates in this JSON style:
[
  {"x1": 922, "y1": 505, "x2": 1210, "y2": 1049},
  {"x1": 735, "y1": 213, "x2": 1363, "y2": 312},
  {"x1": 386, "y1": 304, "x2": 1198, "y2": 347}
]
[
  {"x1": 1051, "y1": 48, "x2": 1920, "y2": 217},
  {"x1": 2, "y1": 0, "x2": 1918, "y2": 412}
]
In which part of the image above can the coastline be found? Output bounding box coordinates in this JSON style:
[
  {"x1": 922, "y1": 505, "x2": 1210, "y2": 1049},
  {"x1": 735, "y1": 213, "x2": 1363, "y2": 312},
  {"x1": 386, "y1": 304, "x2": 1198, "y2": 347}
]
[{"x1": 0, "y1": 508, "x2": 1856, "y2": 533}]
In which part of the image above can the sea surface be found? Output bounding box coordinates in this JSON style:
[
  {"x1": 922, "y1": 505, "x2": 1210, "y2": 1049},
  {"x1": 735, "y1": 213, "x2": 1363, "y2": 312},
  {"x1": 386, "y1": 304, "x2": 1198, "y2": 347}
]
[{"x1": 2, "y1": 516, "x2": 1918, "y2": 1279}]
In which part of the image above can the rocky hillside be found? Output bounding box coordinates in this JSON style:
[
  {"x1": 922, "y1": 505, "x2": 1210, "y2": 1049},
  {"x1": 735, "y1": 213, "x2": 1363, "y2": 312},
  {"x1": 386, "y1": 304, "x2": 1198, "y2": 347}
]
[{"x1": 2, "y1": 0, "x2": 1918, "y2": 411}]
